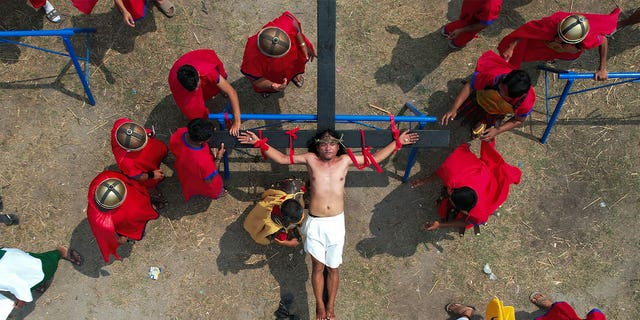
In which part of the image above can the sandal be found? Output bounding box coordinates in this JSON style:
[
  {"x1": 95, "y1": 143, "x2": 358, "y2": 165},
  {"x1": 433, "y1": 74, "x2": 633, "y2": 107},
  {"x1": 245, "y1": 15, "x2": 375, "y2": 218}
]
[
  {"x1": 45, "y1": 7, "x2": 62, "y2": 23},
  {"x1": 61, "y1": 247, "x2": 83, "y2": 266},
  {"x1": 445, "y1": 302, "x2": 476, "y2": 317},
  {"x1": 0, "y1": 213, "x2": 19, "y2": 226},
  {"x1": 291, "y1": 75, "x2": 304, "y2": 88},
  {"x1": 530, "y1": 292, "x2": 553, "y2": 310},
  {"x1": 154, "y1": 0, "x2": 175, "y2": 18}
]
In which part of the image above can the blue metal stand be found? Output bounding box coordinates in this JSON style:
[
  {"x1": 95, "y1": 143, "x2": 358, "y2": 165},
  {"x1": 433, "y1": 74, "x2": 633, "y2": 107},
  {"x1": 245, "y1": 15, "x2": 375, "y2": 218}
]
[
  {"x1": 0, "y1": 28, "x2": 97, "y2": 105},
  {"x1": 538, "y1": 65, "x2": 640, "y2": 144}
]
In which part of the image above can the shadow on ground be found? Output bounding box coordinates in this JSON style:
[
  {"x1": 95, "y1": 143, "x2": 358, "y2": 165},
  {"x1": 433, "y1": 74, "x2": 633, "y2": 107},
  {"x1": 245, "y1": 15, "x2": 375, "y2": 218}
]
[
  {"x1": 216, "y1": 207, "x2": 310, "y2": 319},
  {"x1": 375, "y1": 26, "x2": 452, "y2": 93}
]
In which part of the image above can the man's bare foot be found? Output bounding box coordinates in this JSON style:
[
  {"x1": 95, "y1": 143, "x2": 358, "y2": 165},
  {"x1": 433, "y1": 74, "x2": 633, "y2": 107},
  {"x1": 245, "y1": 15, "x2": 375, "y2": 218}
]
[
  {"x1": 315, "y1": 304, "x2": 326, "y2": 320},
  {"x1": 530, "y1": 292, "x2": 553, "y2": 310},
  {"x1": 325, "y1": 304, "x2": 336, "y2": 320}
]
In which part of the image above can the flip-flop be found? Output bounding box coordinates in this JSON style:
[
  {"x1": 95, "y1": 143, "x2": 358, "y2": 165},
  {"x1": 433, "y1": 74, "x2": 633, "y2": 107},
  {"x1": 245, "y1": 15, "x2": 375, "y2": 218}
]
[
  {"x1": 62, "y1": 247, "x2": 84, "y2": 266},
  {"x1": 45, "y1": 7, "x2": 62, "y2": 23},
  {"x1": 529, "y1": 292, "x2": 553, "y2": 309},
  {"x1": 291, "y1": 75, "x2": 304, "y2": 88},
  {"x1": 0, "y1": 214, "x2": 19, "y2": 226},
  {"x1": 445, "y1": 302, "x2": 476, "y2": 317},
  {"x1": 155, "y1": 0, "x2": 175, "y2": 18}
]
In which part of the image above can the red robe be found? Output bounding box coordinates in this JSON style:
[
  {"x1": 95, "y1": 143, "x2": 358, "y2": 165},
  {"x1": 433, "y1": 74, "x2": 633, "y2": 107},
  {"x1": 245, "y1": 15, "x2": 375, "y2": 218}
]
[
  {"x1": 87, "y1": 171, "x2": 159, "y2": 262},
  {"x1": 444, "y1": 0, "x2": 502, "y2": 47},
  {"x1": 471, "y1": 50, "x2": 536, "y2": 118},
  {"x1": 241, "y1": 11, "x2": 316, "y2": 93},
  {"x1": 110, "y1": 118, "x2": 168, "y2": 189},
  {"x1": 536, "y1": 302, "x2": 606, "y2": 320},
  {"x1": 28, "y1": 0, "x2": 46, "y2": 8},
  {"x1": 436, "y1": 141, "x2": 521, "y2": 227},
  {"x1": 497, "y1": 9, "x2": 620, "y2": 68},
  {"x1": 168, "y1": 128, "x2": 223, "y2": 201},
  {"x1": 73, "y1": 0, "x2": 146, "y2": 21},
  {"x1": 168, "y1": 50, "x2": 229, "y2": 120}
]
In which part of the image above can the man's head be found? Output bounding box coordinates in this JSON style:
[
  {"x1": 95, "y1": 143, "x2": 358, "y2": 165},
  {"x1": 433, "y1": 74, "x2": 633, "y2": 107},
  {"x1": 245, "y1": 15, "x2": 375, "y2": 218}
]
[
  {"x1": 187, "y1": 118, "x2": 214, "y2": 143},
  {"x1": 500, "y1": 70, "x2": 531, "y2": 99},
  {"x1": 557, "y1": 14, "x2": 589, "y2": 44},
  {"x1": 279, "y1": 198, "x2": 304, "y2": 229},
  {"x1": 450, "y1": 187, "x2": 477, "y2": 212},
  {"x1": 308, "y1": 129, "x2": 347, "y2": 159},
  {"x1": 115, "y1": 121, "x2": 148, "y2": 152},
  {"x1": 177, "y1": 65, "x2": 200, "y2": 91},
  {"x1": 257, "y1": 27, "x2": 291, "y2": 58}
]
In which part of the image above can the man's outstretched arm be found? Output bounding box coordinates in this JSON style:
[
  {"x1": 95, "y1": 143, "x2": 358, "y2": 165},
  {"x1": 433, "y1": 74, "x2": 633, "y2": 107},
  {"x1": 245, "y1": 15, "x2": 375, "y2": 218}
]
[
  {"x1": 371, "y1": 130, "x2": 419, "y2": 163},
  {"x1": 238, "y1": 131, "x2": 307, "y2": 165}
]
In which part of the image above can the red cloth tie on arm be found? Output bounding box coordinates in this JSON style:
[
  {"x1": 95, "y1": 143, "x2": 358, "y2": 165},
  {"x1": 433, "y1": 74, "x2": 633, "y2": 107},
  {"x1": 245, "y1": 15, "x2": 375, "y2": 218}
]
[
  {"x1": 389, "y1": 114, "x2": 402, "y2": 153},
  {"x1": 285, "y1": 127, "x2": 299, "y2": 164},
  {"x1": 223, "y1": 112, "x2": 232, "y2": 131},
  {"x1": 253, "y1": 130, "x2": 270, "y2": 159},
  {"x1": 346, "y1": 129, "x2": 383, "y2": 173}
]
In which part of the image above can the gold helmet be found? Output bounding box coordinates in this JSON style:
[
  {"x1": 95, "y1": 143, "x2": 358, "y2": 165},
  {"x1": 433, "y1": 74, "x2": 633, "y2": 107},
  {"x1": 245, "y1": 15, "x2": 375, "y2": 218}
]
[
  {"x1": 115, "y1": 121, "x2": 148, "y2": 151},
  {"x1": 257, "y1": 27, "x2": 291, "y2": 58},
  {"x1": 94, "y1": 178, "x2": 127, "y2": 210},
  {"x1": 558, "y1": 14, "x2": 589, "y2": 44}
]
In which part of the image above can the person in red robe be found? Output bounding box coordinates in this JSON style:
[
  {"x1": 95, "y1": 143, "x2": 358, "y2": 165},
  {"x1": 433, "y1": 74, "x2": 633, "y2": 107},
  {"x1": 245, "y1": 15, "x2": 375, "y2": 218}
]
[
  {"x1": 168, "y1": 118, "x2": 225, "y2": 201},
  {"x1": 167, "y1": 49, "x2": 242, "y2": 136},
  {"x1": 87, "y1": 171, "x2": 159, "y2": 263},
  {"x1": 442, "y1": 0, "x2": 502, "y2": 48},
  {"x1": 441, "y1": 50, "x2": 535, "y2": 141},
  {"x1": 241, "y1": 11, "x2": 316, "y2": 97},
  {"x1": 531, "y1": 292, "x2": 607, "y2": 320},
  {"x1": 410, "y1": 140, "x2": 521, "y2": 233},
  {"x1": 110, "y1": 118, "x2": 168, "y2": 207},
  {"x1": 497, "y1": 8, "x2": 620, "y2": 80},
  {"x1": 72, "y1": 0, "x2": 175, "y2": 28}
]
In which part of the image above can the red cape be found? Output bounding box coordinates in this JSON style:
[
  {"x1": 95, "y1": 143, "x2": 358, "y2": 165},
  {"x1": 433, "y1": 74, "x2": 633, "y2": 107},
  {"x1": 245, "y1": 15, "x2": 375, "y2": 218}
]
[
  {"x1": 87, "y1": 171, "x2": 159, "y2": 262},
  {"x1": 110, "y1": 118, "x2": 168, "y2": 189},
  {"x1": 168, "y1": 49, "x2": 228, "y2": 120},
  {"x1": 497, "y1": 9, "x2": 619, "y2": 68},
  {"x1": 536, "y1": 302, "x2": 606, "y2": 320},
  {"x1": 436, "y1": 141, "x2": 521, "y2": 227},
  {"x1": 168, "y1": 128, "x2": 223, "y2": 201},
  {"x1": 73, "y1": 0, "x2": 146, "y2": 20},
  {"x1": 240, "y1": 11, "x2": 316, "y2": 93}
]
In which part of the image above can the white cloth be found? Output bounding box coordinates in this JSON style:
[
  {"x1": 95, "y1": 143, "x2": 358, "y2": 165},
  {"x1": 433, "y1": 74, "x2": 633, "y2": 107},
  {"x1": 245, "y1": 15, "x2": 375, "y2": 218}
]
[
  {"x1": 0, "y1": 294, "x2": 13, "y2": 320},
  {"x1": 0, "y1": 248, "x2": 45, "y2": 303},
  {"x1": 301, "y1": 212, "x2": 345, "y2": 268}
]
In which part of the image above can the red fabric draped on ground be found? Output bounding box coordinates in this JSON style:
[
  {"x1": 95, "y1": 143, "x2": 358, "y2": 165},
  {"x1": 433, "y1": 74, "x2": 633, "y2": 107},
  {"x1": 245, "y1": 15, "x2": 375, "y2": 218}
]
[{"x1": 436, "y1": 141, "x2": 521, "y2": 227}]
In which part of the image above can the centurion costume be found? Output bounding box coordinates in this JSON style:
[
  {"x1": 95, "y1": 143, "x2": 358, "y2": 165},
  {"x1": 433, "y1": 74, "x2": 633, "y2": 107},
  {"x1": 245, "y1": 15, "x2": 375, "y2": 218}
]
[
  {"x1": 111, "y1": 118, "x2": 168, "y2": 189},
  {"x1": 87, "y1": 171, "x2": 158, "y2": 262}
]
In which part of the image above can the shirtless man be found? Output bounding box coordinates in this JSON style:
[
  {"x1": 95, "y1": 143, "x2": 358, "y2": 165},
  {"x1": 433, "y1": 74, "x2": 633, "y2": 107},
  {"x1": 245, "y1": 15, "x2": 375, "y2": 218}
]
[{"x1": 239, "y1": 128, "x2": 418, "y2": 320}]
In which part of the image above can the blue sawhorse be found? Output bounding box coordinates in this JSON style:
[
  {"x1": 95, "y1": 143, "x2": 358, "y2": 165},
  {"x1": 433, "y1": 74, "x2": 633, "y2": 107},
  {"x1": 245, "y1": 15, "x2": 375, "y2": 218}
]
[
  {"x1": 0, "y1": 28, "x2": 97, "y2": 105},
  {"x1": 538, "y1": 65, "x2": 640, "y2": 144}
]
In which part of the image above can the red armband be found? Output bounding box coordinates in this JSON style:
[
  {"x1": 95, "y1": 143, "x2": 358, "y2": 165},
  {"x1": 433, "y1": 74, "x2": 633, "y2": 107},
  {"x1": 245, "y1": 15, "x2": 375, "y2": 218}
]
[
  {"x1": 253, "y1": 130, "x2": 270, "y2": 159},
  {"x1": 389, "y1": 114, "x2": 402, "y2": 153}
]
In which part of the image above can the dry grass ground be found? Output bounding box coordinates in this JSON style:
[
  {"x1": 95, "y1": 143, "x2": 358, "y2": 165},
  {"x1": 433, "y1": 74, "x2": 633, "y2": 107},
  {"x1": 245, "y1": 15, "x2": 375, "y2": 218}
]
[{"x1": 1, "y1": 0, "x2": 639, "y2": 319}]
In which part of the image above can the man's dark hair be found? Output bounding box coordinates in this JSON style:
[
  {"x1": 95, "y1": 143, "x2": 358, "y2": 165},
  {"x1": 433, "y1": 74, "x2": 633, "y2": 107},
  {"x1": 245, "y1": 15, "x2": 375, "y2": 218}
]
[
  {"x1": 280, "y1": 199, "x2": 304, "y2": 225},
  {"x1": 187, "y1": 118, "x2": 214, "y2": 142},
  {"x1": 177, "y1": 65, "x2": 199, "y2": 91},
  {"x1": 451, "y1": 187, "x2": 478, "y2": 212},
  {"x1": 502, "y1": 70, "x2": 531, "y2": 98},
  {"x1": 307, "y1": 129, "x2": 347, "y2": 156}
]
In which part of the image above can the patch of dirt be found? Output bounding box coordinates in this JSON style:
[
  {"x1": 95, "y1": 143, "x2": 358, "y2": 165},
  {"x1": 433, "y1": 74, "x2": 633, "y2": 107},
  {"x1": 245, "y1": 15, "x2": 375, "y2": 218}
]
[{"x1": 1, "y1": 0, "x2": 639, "y2": 319}]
